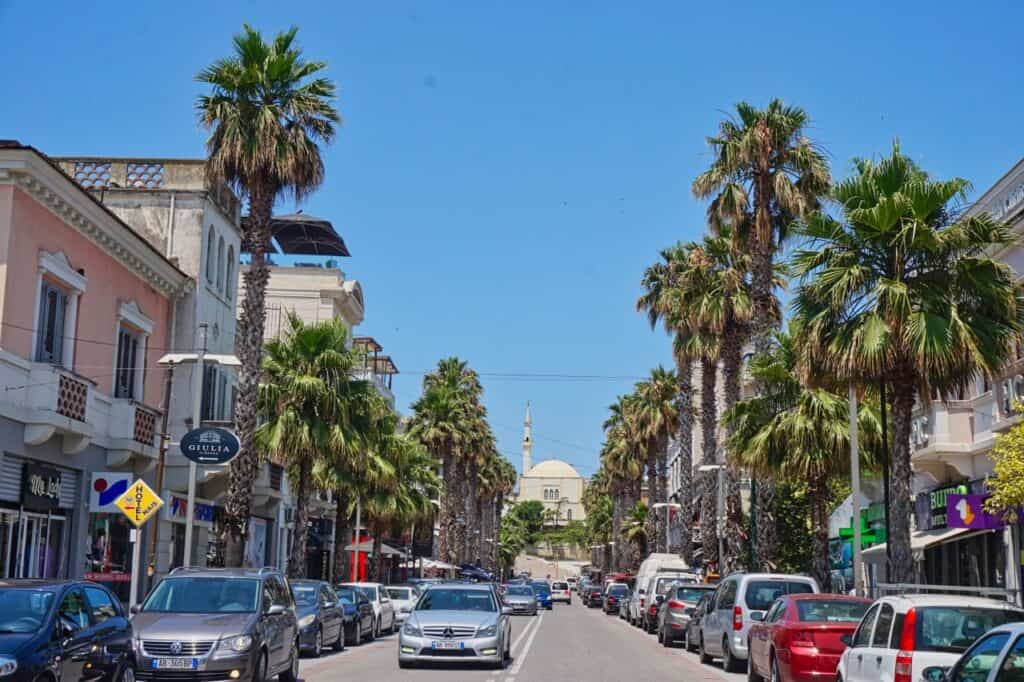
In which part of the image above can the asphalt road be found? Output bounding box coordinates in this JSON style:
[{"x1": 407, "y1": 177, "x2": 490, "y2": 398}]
[{"x1": 297, "y1": 598, "x2": 746, "y2": 682}]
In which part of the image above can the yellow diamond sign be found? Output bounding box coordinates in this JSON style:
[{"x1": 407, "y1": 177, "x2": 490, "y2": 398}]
[{"x1": 115, "y1": 479, "x2": 164, "y2": 527}]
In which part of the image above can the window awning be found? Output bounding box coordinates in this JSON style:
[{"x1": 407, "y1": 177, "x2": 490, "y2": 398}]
[
  {"x1": 861, "y1": 526, "x2": 981, "y2": 562},
  {"x1": 344, "y1": 539, "x2": 403, "y2": 557},
  {"x1": 241, "y1": 213, "x2": 351, "y2": 257}
]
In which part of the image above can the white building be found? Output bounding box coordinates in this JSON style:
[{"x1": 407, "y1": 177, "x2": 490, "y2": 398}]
[{"x1": 513, "y1": 404, "x2": 586, "y2": 525}]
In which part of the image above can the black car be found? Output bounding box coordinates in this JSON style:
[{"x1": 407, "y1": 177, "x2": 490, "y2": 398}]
[
  {"x1": 603, "y1": 584, "x2": 629, "y2": 615},
  {"x1": 584, "y1": 586, "x2": 604, "y2": 608},
  {"x1": 334, "y1": 586, "x2": 374, "y2": 646},
  {"x1": 291, "y1": 580, "x2": 345, "y2": 657},
  {"x1": 0, "y1": 579, "x2": 133, "y2": 682}
]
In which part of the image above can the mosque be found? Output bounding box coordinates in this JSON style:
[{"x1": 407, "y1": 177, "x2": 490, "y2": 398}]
[{"x1": 512, "y1": 403, "x2": 586, "y2": 525}]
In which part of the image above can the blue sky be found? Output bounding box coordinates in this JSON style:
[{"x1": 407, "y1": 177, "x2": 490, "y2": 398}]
[{"x1": 2, "y1": 0, "x2": 1022, "y2": 479}]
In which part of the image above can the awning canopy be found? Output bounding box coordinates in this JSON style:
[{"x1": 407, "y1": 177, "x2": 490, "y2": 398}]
[
  {"x1": 399, "y1": 558, "x2": 458, "y2": 570},
  {"x1": 241, "y1": 213, "x2": 351, "y2": 257},
  {"x1": 861, "y1": 526, "x2": 979, "y2": 562},
  {"x1": 344, "y1": 540, "x2": 403, "y2": 557}
]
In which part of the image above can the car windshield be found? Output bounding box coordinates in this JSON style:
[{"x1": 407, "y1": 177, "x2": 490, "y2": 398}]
[
  {"x1": 417, "y1": 589, "x2": 496, "y2": 612},
  {"x1": 335, "y1": 588, "x2": 357, "y2": 605},
  {"x1": 353, "y1": 586, "x2": 377, "y2": 601},
  {"x1": 917, "y1": 607, "x2": 1024, "y2": 654},
  {"x1": 507, "y1": 586, "x2": 534, "y2": 596},
  {"x1": 744, "y1": 581, "x2": 814, "y2": 611},
  {"x1": 387, "y1": 588, "x2": 412, "y2": 600},
  {"x1": 142, "y1": 577, "x2": 259, "y2": 613},
  {"x1": 291, "y1": 585, "x2": 319, "y2": 607},
  {"x1": 674, "y1": 587, "x2": 713, "y2": 603},
  {"x1": 608, "y1": 585, "x2": 628, "y2": 596},
  {"x1": 655, "y1": 577, "x2": 690, "y2": 594},
  {"x1": 0, "y1": 589, "x2": 55, "y2": 632},
  {"x1": 552, "y1": 582, "x2": 568, "y2": 590},
  {"x1": 531, "y1": 583, "x2": 549, "y2": 593},
  {"x1": 796, "y1": 599, "x2": 869, "y2": 623}
]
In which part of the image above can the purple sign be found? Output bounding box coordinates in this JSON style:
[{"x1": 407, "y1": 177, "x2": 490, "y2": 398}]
[{"x1": 946, "y1": 494, "x2": 1005, "y2": 530}]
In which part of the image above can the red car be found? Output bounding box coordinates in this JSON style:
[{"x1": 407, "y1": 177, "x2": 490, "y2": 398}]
[{"x1": 747, "y1": 593, "x2": 871, "y2": 682}]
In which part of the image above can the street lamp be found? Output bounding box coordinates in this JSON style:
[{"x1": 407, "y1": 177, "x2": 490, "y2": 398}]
[
  {"x1": 157, "y1": 349, "x2": 240, "y2": 570},
  {"x1": 698, "y1": 464, "x2": 726, "y2": 572},
  {"x1": 652, "y1": 502, "x2": 682, "y2": 557}
]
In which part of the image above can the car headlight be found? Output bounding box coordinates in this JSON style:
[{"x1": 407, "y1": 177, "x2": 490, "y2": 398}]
[
  {"x1": 0, "y1": 657, "x2": 17, "y2": 677},
  {"x1": 298, "y1": 614, "x2": 316, "y2": 629},
  {"x1": 226, "y1": 635, "x2": 253, "y2": 652},
  {"x1": 402, "y1": 621, "x2": 421, "y2": 637},
  {"x1": 477, "y1": 623, "x2": 498, "y2": 637}
]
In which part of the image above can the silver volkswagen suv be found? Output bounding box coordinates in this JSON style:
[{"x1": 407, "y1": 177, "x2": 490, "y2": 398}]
[
  {"x1": 133, "y1": 567, "x2": 299, "y2": 682},
  {"x1": 398, "y1": 583, "x2": 512, "y2": 669}
]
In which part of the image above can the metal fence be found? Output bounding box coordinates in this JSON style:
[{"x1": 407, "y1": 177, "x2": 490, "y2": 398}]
[{"x1": 870, "y1": 582, "x2": 1019, "y2": 603}]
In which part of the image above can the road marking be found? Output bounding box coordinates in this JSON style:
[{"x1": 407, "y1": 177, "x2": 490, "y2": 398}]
[
  {"x1": 509, "y1": 614, "x2": 542, "y2": 676},
  {"x1": 510, "y1": 615, "x2": 539, "y2": 654}
]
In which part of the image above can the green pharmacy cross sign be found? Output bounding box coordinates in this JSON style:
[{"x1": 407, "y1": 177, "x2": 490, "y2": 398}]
[{"x1": 838, "y1": 506, "x2": 887, "y2": 549}]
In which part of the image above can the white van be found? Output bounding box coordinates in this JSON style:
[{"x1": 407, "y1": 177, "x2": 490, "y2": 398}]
[{"x1": 627, "y1": 553, "x2": 694, "y2": 626}]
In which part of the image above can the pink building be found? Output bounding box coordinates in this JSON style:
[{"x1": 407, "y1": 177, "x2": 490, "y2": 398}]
[{"x1": 0, "y1": 142, "x2": 190, "y2": 585}]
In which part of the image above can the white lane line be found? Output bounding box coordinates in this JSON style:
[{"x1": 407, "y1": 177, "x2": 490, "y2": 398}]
[
  {"x1": 508, "y1": 614, "x2": 543, "y2": 676},
  {"x1": 510, "y1": 615, "x2": 539, "y2": 654}
]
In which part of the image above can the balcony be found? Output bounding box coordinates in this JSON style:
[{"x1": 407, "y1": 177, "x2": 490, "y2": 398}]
[{"x1": 911, "y1": 392, "x2": 997, "y2": 483}]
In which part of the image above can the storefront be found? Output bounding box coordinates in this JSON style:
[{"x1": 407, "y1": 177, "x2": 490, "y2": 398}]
[
  {"x1": 162, "y1": 490, "x2": 217, "y2": 568},
  {"x1": 85, "y1": 472, "x2": 135, "y2": 602},
  {"x1": 0, "y1": 455, "x2": 81, "y2": 579}
]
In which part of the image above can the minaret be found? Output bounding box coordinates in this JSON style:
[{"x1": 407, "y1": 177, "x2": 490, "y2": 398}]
[{"x1": 522, "y1": 401, "x2": 533, "y2": 475}]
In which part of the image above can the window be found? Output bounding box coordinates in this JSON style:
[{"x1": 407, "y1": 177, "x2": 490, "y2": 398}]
[
  {"x1": 59, "y1": 589, "x2": 90, "y2": 630},
  {"x1": 853, "y1": 604, "x2": 879, "y2": 648},
  {"x1": 917, "y1": 607, "x2": 1024, "y2": 654},
  {"x1": 954, "y1": 632, "x2": 1011, "y2": 682},
  {"x1": 566, "y1": 509, "x2": 572, "y2": 521},
  {"x1": 717, "y1": 580, "x2": 737, "y2": 610},
  {"x1": 206, "y1": 229, "x2": 216, "y2": 283},
  {"x1": 84, "y1": 586, "x2": 118, "y2": 623},
  {"x1": 114, "y1": 326, "x2": 141, "y2": 399},
  {"x1": 765, "y1": 600, "x2": 786, "y2": 623},
  {"x1": 995, "y1": 634, "x2": 1024, "y2": 681},
  {"x1": 201, "y1": 365, "x2": 233, "y2": 422},
  {"x1": 320, "y1": 585, "x2": 337, "y2": 604},
  {"x1": 217, "y1": 236, "x2": 225, "y2": 292},
  {"x1": 743, "y1": 580, "x2": 814, "y2": 611},
  {"x1": 225, "y1": 246, "x2": 235, "y2": 300},
  {"x1": 872, "y1": 603, "x2": 895, "y2": 647},
  {"x1": 36, "y1": 281, "x2": 68, "y2": 364}
]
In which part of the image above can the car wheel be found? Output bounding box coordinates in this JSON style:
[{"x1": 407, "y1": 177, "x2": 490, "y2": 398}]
[
  {"x1": 252, "y1": 651, "x2": 268, "y2": 682},
  {"x1": 313, "y1": 628, "x2": 323, "y2": 658},
  {"x1": 769, "y1": 654, "x2": 781, "y2": 682},
  {"x1": 368, "y1": 619, "x2": 377, "y2": 641},
  {"x1": 279, "y1": 641, "x2": 299, "y2": 682},
  {"x1": 699, "y1": 635, "x2": 712, "y2": 665},
  {"x1": 723, "y1": 639, "x2": 746, "y2": 674},
  {"x1": 353, "y1": 622, "x2": 362, "y2": 646},
  {"x1": 116, "y1": 662, "x2": 136, "y2": 682},
  {"x1": 390, "y1": 616, "x2": 397, "y2": 634},
  {"x1": 333, "y1": 624, "x2": 345, "y2": 651},
  {"x1": 747, "y1": 645, "x2": 762, "y2": 682}
]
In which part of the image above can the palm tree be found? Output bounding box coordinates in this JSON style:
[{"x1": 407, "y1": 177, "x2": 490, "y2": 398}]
[
  {"x1": 602, "y1": 397, "x2": 643, "y2": 570},
  {"x1": 693, "y1": 99, "x2": 830, "y2": 570},
  {"x1": 724, "y1": 326, "x2": 880, "y2": 587},
  {"x1": 791, "y1": 143, "x2": 1024, "y2": 583},
  {"x1": 621, "y1": 501, "x2": 648, "y2": 568},
  {"x1": 632, "y1": 367, "x2": 680, "y2": 554},
  {"x1": 638, "y1": 244, "x2": 699, "y2": 563},
  {"x1": 255, "y1": 313, "x2": 362, "y2": 578},
  {"x1": 197, "y1": 25, "x2": 340, "y2": 566}
]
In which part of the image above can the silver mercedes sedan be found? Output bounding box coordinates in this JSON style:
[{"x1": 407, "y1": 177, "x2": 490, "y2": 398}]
[{"x1": 398, "y1": 584, "x2": 512, "y2": 669}]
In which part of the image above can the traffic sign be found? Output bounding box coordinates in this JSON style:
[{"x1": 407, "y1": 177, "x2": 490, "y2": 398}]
[
  {"x1": 180, "y1": 427, "x2": 241, "y2": 465},
  {"x1": 116, "y1": 479, "x2": 164, "y2": 527}
]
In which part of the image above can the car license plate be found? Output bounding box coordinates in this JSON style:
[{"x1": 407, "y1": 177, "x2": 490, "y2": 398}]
[
  {"x1": 431, "y1": 641, "x2": 464, "y2": 650},
  {"x1": 153, "y1": 658, "x2": 198, "y2": 669}
]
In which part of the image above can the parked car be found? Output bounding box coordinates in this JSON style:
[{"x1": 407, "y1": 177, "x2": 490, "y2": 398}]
[
  {"x1": 618, "y1": 588, "x2": 633, "y2": 619},
  {"x1": 133, "y1": 566, "x2": 299, "y2": 682},
  {"x1": 334, "y1": 585, "x2": 375, "y2": 645},
  {"x1": 921, "y1": 621, "x2": 1024, "y2": 681},
  {"x1": 699, "y1": 572, "x2": 819, "y2": 673},
  {"x1": 503, "y1": 585, "x2": 539, "y2": 615},
  {"x1": 746, "y1": 593, "x2": 871, "y2": 681},
  {"x1": 338, "y1": 582, "x2": 396, "y2": 637},
  {"x1": 398, "y1": 583, "x2": 511, "y2": 669},
  {"x1": 566, "y1": 577, "x2": 578, "y2": 590},
  {"x1": 836, "y1": 594, "x2": 1024, "y2": 682},
  {"x1": 0, "y1": 579, "x2": 132, "y2": 682},
  {"x1": 585, "y1": 585, "x2": 604, "y2": 609},
  {"x1": 578, "y1": 577, "x2": 592, "y2": 595},
  {"x1": 640, "y1": 572, "x2": 699, "y2": 633},
  {"x1": 290, "y1": 579, "x2": 345, "y2": 657},
  {"x1": 386, "y1": 586, "x2": 417, "y2": 624},
  {"x1": 603, "y1": 583, "x2": 629, "y2": 615},
  {"x1": 656, "y1": 583, "x2": 716, "y2": 648},
  {"x1": 629, "y1": 554, "x2": 694, "y2": 626},
  {"x1": 530, "y1": 581, "x2": 553, "y2": 610},
  {"x1": 550, "y1": 581, "x2": 572, "y2": 605},
  {"x1": 686, "y1": 592, "x2": 715, "y2": 653}
]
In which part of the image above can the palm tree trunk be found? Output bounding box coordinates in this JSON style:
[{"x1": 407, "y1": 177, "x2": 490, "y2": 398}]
[
  {"x1": 721, "y1": 324, "x2": 746, "y2": 574},
  {"x1": 437, "y1": 442, "x2": 455, "y2": 563},
  {"x1": 286, "y1": 457, "x2": 312, "y2": 578},
  {"x1": 224, "y1": 185, "x2": 274, "y2": 567},
  {"x1": 331, "y1": 490, "x2": 350, "y2": 582},
  {"x1": 454, "y1": 456, "x2": 469, "y2": 564},
  {"x1": 657, "y1": 432, "x2": 669, "y2": 554},
  {"x1": 699, "y1": 358, "x2": 719, "y2": 568},
  {"x1": 611, "y1": 482, "x2": 624, "y2": 570},
  {"x1": 808, "y1": 467, "x2": 830, "y2": 590},
  {"x1": 372, "y1": 532, "x2": 384, "y2": 583},
  {"x1": 889, "y1": 373, "x2": 916, "y2": 583},
  {"x1": 674, "y1": 359, "x2": 694, "y2": 565},
  {"x1": 645, "y1": 443, "x2": 658, "y2": 557}
]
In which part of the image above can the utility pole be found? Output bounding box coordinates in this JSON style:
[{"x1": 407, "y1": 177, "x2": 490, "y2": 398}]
[
  {"x1": 850, "y1": 384, "x2": 864, "y2": 597},
  {"x1": 148, "y1": 366, "x2": 174, "y2": 579},
  {"x1": 183, "y1": 323, "x2": 208, "y2": 567}
]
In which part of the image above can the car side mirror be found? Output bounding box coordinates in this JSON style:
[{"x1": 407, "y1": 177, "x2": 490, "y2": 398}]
[
  {"x1": 655, "y1": 595, "x2": 665, "y2": 605},
  {"x1": 840, "y1": 634, "x2": 853, "y2": 647},
  {"x1": 129, "y1": 605, "x2": 141, "y2": 615},
  {"x1": 750, "y1": 612, "x2": 764, "y2": 622},
  {"x1": 922, "y1": 667, "x2": 948, "y2": 682},
  {"x1": 266, "y1": 604, "x2": 287, "y2": 616},
  {"x1": 501, "y1": 606, "x2": 512, "y2": 616}
]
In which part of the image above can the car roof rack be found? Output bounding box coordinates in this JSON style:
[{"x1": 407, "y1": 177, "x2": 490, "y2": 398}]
[
  {"x1": 258, "y1": 566, "x2": 280, "y2": 576},
  {"x1": 169, "y1": 565, "x2": 205, "y2": 574}
]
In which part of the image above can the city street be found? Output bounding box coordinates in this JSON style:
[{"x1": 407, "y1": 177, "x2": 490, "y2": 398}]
[{"x1": 297, "y1": 598, "x2": 745, "y2": 682}]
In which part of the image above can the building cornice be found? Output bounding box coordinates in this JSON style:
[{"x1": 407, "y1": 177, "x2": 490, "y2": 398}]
[{"x1": 0, "y1": 149, "x2": 192, "y2": 299}]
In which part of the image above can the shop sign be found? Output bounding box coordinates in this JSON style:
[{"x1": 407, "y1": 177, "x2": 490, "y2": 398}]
[
  {"x1": 180, "y1": 427, "x2": 240, "y2": 465},
  {"x1": 22, "y1": 463, "x2": 61, "y2": 511},
  {"x1": 929, "y1": 483, "x2": 969, "y2": 529},
  {"x1": 90, "y1": 472, "x2": 133, "y2": 512},
  {"x1": 84, "y1": 572, "x2": 131, "y2": 583},
  {"x1": 115, "y1": 479, "x2": 163, "y2": 527},
  {"x1": 947, "y1": 494, "x2": 1006, "y2": 530},
  {"x1": 162, "y1": 491, "x2": 215, "y2": 528}
]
